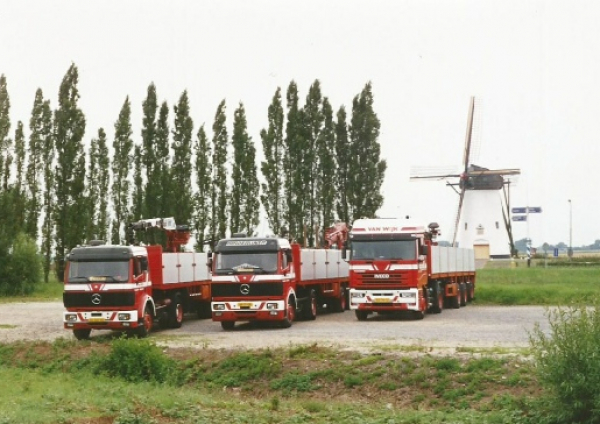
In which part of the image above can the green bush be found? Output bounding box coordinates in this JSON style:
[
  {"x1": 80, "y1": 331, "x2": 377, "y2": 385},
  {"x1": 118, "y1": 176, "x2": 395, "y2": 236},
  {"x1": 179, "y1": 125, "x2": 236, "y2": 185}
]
[
  {"x1": 0, "y1": 233, "x2": 42, "y2": 296},
  {"x1": 93, "y1": 337, "x2": 175, "y2": 383},
  {"x1": 529, "y1": 302, "x2": 600, "y2": 423}
]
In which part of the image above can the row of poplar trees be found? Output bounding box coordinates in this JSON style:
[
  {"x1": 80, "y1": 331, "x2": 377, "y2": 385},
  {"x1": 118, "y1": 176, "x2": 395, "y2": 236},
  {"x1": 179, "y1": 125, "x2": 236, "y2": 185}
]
[{"x1": 0, "y1": 63, "x2": 386, "y2": 283}]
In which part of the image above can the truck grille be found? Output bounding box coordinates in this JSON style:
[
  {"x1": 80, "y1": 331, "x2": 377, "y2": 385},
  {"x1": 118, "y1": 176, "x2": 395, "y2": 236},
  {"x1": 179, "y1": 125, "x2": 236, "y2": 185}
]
[
  {"x1": 211, "y1": 282, "x2": 283, "y2": 298},
  {"x1": 354, "y1": 273, "x2": 409, "y2": 287},
  {"x1": 63, "y1": 292, "x2": 135, "y2": 308}
]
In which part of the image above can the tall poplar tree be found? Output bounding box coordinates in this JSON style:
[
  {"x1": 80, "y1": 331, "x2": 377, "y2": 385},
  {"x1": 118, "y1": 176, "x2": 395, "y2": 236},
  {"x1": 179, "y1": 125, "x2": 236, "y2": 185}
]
[
  {"x1": 302, "y1": 80, "x2": 324, "y2": 246},
  {"x1": 111, "y1": 96, "x2": 133, "y2": 244},
  {"x1": 156, "y1": 102, "x2": 172, "y2": 220},
  {"x1": 95, "y1": 128, "x2": 110, "y2": 242},
  {"x1": 85, "y1": 134, "x2": 100, "y2": 242},
  {"x1": 316, "y1": 97, "x2": 336, "y2": 239},
  {"x1": 210, "y1": 100, "x2": 228, "y2": 249},
  {"x1": 171, "y1": 90, "x2": 194, "y2": 226},
  {"x1": 230, "y1": 103, "x2": 259, "y2": 235},
  {"x1": 193, "y1": 124, "x2": 211, "y2": 251},
  {"x1": 283, "y1": 81, "x2": 303, "y2": 243},
  {"x1": 54, "y1": 63, "x2": 87, "y2": 279},
  {"x1": 26, "y1": 88, "x2": 47, "y2": 239},
  {"x1": 142, "y1": 83, "x2": 158, "y2": 220},
  {"x1": 0, "y1": 74, "x2": 12, "y2": 191},
  {"x1": 260, "y1": 87, "x2": 285, "y2": 236},
  {"x1": 349, "y1": 82, "x2": 386, "y2": 219},
  {"x1": 40, "y1": 98, "x2": 54, "y2": 283},
  {"x1": 335, "y1": 106, "x2": 351, "y2": 224},
  {"x1": 130, "y1": 144, "x2": 144, "y2": 222},
  {"x1": 13, "y1": 121, "x2": 27, "y2": 233}
]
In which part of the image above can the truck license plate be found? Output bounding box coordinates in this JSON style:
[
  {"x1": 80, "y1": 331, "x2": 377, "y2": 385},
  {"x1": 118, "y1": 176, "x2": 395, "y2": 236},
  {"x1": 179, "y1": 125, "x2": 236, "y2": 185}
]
[
  {"x1": 374, "y1": 298, "x2": 391, "y2": 303},
  {"x1": 239, "y1": 302, "x2": 252, "y2": 309},
  {"x1": 88, "y1": 318, "x2": 106, "y2": 323}
]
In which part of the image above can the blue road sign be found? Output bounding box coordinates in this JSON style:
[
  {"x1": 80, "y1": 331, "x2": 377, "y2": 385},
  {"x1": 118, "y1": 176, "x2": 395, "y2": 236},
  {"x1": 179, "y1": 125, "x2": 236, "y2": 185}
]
[
  {"x1": 512, "y1": 206, "x2": 543, "y2": 214},
  {"x1": 512, "y1": 215, "x2": 527, "y2": 222}
]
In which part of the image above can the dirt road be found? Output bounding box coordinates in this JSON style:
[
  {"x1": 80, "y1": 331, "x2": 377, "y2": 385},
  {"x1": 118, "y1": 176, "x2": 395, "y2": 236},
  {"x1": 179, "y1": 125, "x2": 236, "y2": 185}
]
[{"x1": 0, "y1": 302, "x2": 552, "y2": 353}]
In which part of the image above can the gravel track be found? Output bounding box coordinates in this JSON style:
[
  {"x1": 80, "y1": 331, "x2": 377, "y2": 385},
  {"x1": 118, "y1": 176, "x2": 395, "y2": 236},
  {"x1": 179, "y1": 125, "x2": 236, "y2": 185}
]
[{"x1": 0, "y1": 302, "x2": 552, "y2": 354}]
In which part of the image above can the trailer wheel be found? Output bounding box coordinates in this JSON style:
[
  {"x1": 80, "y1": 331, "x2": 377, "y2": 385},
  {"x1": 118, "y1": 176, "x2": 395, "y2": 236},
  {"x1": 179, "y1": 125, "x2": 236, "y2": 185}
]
[
  {"x1": 73, "y1": 329, "x2": 91, "y2": 340},
  {"x1": 450, "y1": 286, "x2": 461, "y2": 309},
  {"x1": 281, "y1": 297, "x2": 295, "y2": 328},
  {"x1": 136, "y1": 305, "x2": 153, "y2": 337},
  {"x1": 331, "y1": 286, "x2": 347, "y2": 313},
  {"x1": 466, "y1": 282, "x2": 475, "y2": 302},
  {"x1": 168, "y1": 294, "x2": 184, "y2": 328},
  {"x1": 221, "y1": 321, "x2": 235, "y2": 330},
  {"x1": 304, "y1": 290, "x2": 317, "y2": 320},
  {"x1": 355, "y1": 310, "x2": 369, "y2": 321},
  {"x1": 430, "y1": 282, "x2": 444, "y2": 314},
  {"x1": 459, "y1": 283, "x2": 467, "y2": 307}
]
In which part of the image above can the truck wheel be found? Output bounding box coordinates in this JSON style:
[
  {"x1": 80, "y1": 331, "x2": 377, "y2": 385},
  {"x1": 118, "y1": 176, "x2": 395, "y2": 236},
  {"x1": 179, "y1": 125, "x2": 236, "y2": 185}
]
[
  {"x1": 73, "y1": 329, "x2": 91, "y2": 340},
  {"x1": 355, "y1": 310, "x2": 369, "y2": 321},
  {"x1": 450, "y1": 290, "x2": 460, "y2": 309},
  {"x1": 459, "y1": 283, "x2": 467, "y2": 307},
  {"x1": 304, "y1": 290, "x2": 317, "y2": 320},
  {"x1": 467, "y1": 282, "x2": 475, "y2": 302},
  {"x1": 412, "y1": 310, "x2": 425, "y2": 320},
  {"x1": 281, "y1": 297, "x2": 295, "y2": 328},
  {"x1": 429, "y1": 282, "x2": 444, "y2": 314},
  {"x1": 136, "y1": 305, "x2": 153, "y2": 337},
  {"x1": 331, "y1": 286, "x2": 347, "y2": 313},
  {"x1": 221, "y1": 321, "x2": 235, "y2": 330},
  {"x1": 168, "y1": 294, "x2": 184, "y2": 329}
]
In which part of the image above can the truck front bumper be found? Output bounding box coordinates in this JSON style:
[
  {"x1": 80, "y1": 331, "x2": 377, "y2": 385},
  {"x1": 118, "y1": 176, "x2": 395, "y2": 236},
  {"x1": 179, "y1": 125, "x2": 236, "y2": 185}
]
[
  {"x1": 211, "y1": 300, "x2": 286, "y2": 322},
  {"x1": 63, "y1": 310, "x2": 140, "y2": 330},
  {"x1": 349, "y1": 288, "x2": 421, "y2": 312}
]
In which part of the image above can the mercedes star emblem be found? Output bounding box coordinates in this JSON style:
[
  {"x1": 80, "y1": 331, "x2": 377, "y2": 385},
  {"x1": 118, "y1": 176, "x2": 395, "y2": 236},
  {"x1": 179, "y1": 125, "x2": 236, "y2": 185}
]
[{"x1": 240, "y1": 284, "x2": 250, "y2": 295}]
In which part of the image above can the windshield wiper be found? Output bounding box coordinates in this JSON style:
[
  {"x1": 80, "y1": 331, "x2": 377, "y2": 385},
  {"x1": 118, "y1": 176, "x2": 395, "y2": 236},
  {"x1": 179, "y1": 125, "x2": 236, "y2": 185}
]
[{"x1": 68, "y1": 276, "x2": 89, "y2": 283}]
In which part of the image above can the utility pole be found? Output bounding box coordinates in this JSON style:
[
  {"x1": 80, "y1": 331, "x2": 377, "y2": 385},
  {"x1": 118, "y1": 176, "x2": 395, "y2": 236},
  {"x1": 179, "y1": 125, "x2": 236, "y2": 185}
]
[{"x1": 568, "y1": 199, "x2": 573, "y2": 260}]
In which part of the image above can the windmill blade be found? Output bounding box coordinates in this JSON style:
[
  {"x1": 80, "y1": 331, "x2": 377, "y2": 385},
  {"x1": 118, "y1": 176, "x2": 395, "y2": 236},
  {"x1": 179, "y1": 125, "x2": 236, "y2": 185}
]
[
  {"x1": 462, "y1": 97, "x2": 476, "y2": 173},
  {"x1": 409, "y1": 165, "x2": 461, "y2": 181},
  {"x1": 466, "y1": 168, "x2": 521, "y2": 177},
  {"x1": 452, "y1": 184, "x2": 467, "y2": 247}
]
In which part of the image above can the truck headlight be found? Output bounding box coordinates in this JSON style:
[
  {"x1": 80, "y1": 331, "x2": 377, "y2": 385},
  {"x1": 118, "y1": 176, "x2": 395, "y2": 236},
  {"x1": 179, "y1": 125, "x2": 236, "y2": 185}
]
[
  {"x1": 266, "y1": 303, "x2": 277, "y2": 310},
  {"x1": 213, "y1": 303, "x2": 225, "y2": 311},
  {"x1": 118, "y1": 313, "x2": 131, "y2": 321},
  {"x1": 351, "y1": 292, "x2": 365, "y2": 298},
  {"x1": 401, "y1": 292, "x2": 416, "y2": 298},
  {"x1": 65, "y1": 313, "x2": 77, "y2": 322}
]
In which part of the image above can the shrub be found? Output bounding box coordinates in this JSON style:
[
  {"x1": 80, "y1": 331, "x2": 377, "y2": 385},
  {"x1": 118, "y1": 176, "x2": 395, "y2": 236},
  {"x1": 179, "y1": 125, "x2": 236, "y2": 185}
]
[
  {"x1": 529, "y1": 302, "x2": 600, "y2": 423},
  {"x1": 96, "y1": 337, "x2": 175, "y2": 383},
  {"x1": 0, "y1": 233, "x2": 42, "y2": 296}
]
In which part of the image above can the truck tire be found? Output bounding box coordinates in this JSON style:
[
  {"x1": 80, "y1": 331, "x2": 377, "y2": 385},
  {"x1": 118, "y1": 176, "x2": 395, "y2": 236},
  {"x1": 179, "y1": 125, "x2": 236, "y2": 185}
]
[
  {"x1": 330, "y1": 286, "x2": 347, "y2": 313},
  {"x1": 73, "y1": 329, "x2": 91, "y2": 340},
  {"x1": 450, "y1": 286, "x2": 460, "y2": 309},
  {"x1": 280, "y1": 296, "x2": 295, "y2": 328},
  {"x1": 459, "y1": 283, "x2": 467, "y2": 307},
  {"x1": 466, "y1": 282, "x2": 475, "y2": 302},
  {"x1": 303, "y1": 290, "x2": 317, "y2": 320},
  {"x1": 136, "y1": 305, "x2": 153, "y2": 337},
  {"x1": 221, "y1": 321, "x2": 235, "y2": 330},
  {"x1": 355, "y1": 310, "x2": 369, "y2": 321},
  {"x1": 168, "y1": 294, "x2": 184, "y2": 328},
  {"x1": 429, "y1": 281, "x2": 444, "y2": 314}
]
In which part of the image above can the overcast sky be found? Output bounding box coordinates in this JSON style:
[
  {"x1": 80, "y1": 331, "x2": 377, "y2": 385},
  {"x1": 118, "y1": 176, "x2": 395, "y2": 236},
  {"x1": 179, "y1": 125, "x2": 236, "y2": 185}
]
[{"x1": 2, "y1": 0, "x2": 599, "y2": 247}]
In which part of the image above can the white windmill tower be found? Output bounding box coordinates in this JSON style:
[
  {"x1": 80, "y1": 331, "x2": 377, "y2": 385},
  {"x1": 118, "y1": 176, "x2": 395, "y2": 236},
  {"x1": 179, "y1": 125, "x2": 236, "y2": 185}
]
[{"x1": 410, "y1": 97, "x2": 520, "y2": 260}]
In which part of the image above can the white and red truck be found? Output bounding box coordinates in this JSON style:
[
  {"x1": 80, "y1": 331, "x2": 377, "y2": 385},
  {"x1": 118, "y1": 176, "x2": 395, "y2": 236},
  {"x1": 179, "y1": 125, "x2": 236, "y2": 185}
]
[
  {"x1": 63, "y1": 217, "x2": 211, "y2": 339},
  {"x1": 346, "y1": 218, "x2": 475, "y2": 320},
  {"x1": 210, "y1": 230, "x2": 349, "y2": 330}
]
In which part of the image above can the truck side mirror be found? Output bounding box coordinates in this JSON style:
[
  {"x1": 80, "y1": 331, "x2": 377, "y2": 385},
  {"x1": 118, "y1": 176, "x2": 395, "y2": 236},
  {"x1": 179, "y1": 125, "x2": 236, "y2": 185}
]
[
  {"x1": 420, "y1": 245, "x2": 428, "y2": 256},
  {"x1": 341, "y1": 240, "x2": 348, "y2": 260},
  {"x1": 207, "y1": 252, "x2": 213, "y2": 270}
]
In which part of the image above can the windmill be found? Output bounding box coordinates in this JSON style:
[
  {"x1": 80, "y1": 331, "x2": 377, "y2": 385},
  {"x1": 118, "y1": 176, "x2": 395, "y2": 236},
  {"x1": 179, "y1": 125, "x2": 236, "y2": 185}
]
[{"x1": 410, "y1": 97, "x2": 520, "y2": 259}]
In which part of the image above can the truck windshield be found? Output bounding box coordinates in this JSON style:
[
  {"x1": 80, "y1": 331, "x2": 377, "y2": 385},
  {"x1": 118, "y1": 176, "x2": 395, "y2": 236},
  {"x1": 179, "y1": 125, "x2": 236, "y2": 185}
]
[
  {"x1": 216, "y1": 252, "x2": 278, "y2": 273},
  {"x1": 351, "y1": 240, "x2": 417, "y2": 260},
  {"x1": 67, "y1": 260, "x2": 130, "y2": 283}
]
